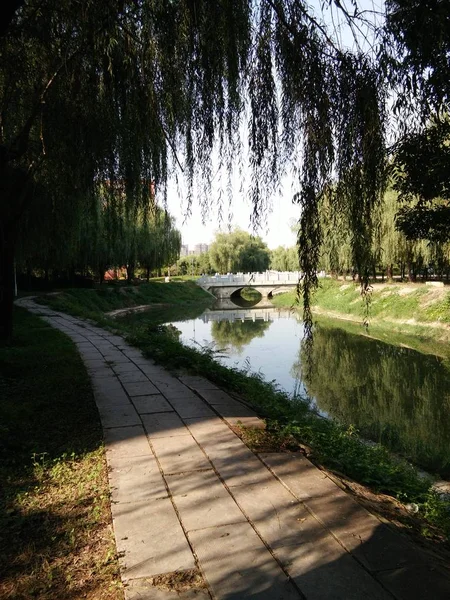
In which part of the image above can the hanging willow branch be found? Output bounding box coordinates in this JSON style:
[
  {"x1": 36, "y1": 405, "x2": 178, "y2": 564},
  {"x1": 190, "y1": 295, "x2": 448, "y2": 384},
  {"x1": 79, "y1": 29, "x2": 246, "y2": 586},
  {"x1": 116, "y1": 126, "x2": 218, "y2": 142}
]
[{"x1": 1, "y1": 0, "x2": 388, "y2": 340}]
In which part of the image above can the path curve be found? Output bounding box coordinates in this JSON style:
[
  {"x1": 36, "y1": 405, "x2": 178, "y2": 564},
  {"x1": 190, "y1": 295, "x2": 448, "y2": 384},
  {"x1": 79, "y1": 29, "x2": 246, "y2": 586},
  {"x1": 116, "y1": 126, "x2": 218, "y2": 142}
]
[{"x1": 16, "y1": 297, "x2": 450, "y2": 600}]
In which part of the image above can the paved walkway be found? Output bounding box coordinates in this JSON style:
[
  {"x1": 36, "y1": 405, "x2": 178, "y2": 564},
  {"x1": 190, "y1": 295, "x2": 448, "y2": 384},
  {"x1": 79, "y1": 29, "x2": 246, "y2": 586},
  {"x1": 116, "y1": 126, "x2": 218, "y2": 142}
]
[{"x1": 18, "y1": 298, "x2": 450, "y2": 600}]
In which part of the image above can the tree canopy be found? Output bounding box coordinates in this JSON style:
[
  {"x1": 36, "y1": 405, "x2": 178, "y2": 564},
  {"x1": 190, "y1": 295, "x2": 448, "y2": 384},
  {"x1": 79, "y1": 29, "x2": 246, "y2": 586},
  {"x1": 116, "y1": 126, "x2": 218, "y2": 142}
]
[
  {"x1": 209, "y1": 229, "x2": 270, "y2": 273},
  {"x1": 1, "y1": 0, "x2": 449, "y2": 338}
]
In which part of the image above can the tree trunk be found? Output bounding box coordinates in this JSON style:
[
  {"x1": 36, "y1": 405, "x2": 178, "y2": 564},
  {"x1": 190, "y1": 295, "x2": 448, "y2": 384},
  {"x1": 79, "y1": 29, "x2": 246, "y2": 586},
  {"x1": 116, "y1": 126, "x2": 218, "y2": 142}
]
[
  {"x1": 0, "y1": 227, "x2": 16, "y2": 341},
  {"x1": 146, "y1": 266, "x2": 150, "y2": 282},
  {"x1": 127, "y1": 263, "x2": 135, "y2": 284},
  {"x1": 407, "y1": 261, "x2": 413, "y2": 282},
  {"x1": 26, "y1": 265, "x2": 32, "y2": 290},
  {"x1": 387, "y1": 264, "x2": 393, "y2": 282}
]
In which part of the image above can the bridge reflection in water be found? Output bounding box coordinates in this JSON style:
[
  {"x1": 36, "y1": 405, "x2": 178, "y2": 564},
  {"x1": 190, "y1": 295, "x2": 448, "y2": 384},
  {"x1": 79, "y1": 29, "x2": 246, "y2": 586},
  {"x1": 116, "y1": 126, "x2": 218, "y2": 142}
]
[{"x1": 202, "y1": 306, "x2": 294, "y2": 323}]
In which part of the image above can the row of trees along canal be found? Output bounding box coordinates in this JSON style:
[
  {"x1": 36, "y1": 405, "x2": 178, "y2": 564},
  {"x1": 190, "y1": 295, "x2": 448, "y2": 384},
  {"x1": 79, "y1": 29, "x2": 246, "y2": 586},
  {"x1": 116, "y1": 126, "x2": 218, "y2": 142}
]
[
  {"x1": 16, "y1": 184, "x2": 182, "y2": 287},
  {"x1": 2, "y1": 1, "x2": 450, "y2": 339}
]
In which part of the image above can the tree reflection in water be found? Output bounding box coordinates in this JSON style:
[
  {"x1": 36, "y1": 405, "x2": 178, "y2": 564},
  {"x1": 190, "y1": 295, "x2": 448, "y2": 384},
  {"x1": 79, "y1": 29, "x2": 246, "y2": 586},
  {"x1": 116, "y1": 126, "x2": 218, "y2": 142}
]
[
  {"x1": 297, "y1": 325, "x2": 450, "y2": 476},
  {"x1": 211, "y1": 319, "x2": 272, "y2": 354}
]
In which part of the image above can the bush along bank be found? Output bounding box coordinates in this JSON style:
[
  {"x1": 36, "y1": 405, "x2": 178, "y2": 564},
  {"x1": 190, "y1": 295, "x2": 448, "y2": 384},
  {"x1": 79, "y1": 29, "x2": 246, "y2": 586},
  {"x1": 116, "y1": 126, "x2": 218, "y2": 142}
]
[{"x1": 36, "y1": 283, "x2": 450, "y2": 546}]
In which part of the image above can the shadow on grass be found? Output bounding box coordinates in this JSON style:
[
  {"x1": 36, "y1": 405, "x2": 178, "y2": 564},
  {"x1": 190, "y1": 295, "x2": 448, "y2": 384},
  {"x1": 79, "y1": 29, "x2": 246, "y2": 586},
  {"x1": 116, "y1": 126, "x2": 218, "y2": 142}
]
[{"x1": 0, "y1": 308, "x2": 121, "y2": 600}]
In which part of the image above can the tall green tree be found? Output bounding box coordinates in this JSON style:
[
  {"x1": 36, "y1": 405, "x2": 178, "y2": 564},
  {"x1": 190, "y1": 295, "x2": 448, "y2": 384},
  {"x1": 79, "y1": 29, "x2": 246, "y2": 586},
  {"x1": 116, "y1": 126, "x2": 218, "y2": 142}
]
[
  {"x1": 7, "y1": 1, "x2": 439, "y2": 339},
  {"x1": 209, "y1": 229, "x2": 270, "y2": 273},
  {"x1": 0, "y1": 1, "x2": 388, "y2": 339}
]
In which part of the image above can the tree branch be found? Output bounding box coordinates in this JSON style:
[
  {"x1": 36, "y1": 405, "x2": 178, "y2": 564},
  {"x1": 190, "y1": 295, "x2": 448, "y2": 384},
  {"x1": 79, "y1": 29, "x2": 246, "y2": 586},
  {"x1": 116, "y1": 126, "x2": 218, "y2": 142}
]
[{"x1": 0, "y1": 0, "x2": 24, "y2": 38}]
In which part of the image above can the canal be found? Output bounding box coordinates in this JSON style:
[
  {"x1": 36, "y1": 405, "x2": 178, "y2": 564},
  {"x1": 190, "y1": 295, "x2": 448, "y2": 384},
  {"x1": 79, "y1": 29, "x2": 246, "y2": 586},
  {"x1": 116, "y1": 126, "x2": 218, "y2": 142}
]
[{"x1": 119, "y1": 299, "x2": 450, "y2": 477}]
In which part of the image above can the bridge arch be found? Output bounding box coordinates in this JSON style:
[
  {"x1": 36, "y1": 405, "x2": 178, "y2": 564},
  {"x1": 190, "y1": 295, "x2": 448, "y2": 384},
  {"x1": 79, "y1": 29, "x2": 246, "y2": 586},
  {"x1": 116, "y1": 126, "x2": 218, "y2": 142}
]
[{"x1": 198, "y1": 271, "x2": 301, "y2": 300}]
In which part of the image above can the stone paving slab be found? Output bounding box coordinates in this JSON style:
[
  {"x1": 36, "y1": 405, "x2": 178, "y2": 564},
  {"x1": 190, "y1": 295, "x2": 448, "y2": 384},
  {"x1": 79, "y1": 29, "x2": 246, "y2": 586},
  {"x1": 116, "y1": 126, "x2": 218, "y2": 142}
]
[
  {"x1": 113, "y1": 499, "x2": 196, "y2": 580},
  {"x1": 188, "y1": 522, "x2": 300, "y2": 600},
  {"x1": 123, "y1": 380, "x2": 161, "y2": 397},
  {"x1": 132, "y1": 395, "x2": 174, "y2": 414},
  {"x1": 113, "y1": 362, "x2": 143, "y2": 375},
  {"x1": 138, "y1": 365, "x2": 169, "y2": 378},
  {"x1": 275, "y1": 542, "x2": 392, "y2": 600},
  {"x1": 195, "y1": 389, "x2": 237, "y2": 405},
  {"x1": 151, "y1": 435, "x2": 211, "y2": 475},
  {"x1": 259, "y1": 453, "x2": 427, "y2": 574},
  {"x1": 118, "y1": 371, "x2": 150, "y2": 383},
  {"x1": 166, "y1": 469, "x2": 246, "y2": 531},
  {"x1": 160, "y1": 389, "x2": 199, "y2": 402},
  {"x1": 185, "y1": 417, "x2": 242, "y2": 446},
  {"x1": 209, "y1": 398, "x2": 258, "y2": 418},
  {"x1": 110, "y1": 454, "x2": 168, "y2": 503},
  {"x1": 376, "y1": 564, "x2": 450, "y2": 600},
  {"x1": 178, "y1": 375, "x2": 220, "y2": 390},
  {"x1": 191, "y1": 428, "x2": 247, "y2": 460},
  {"x1": 211, "y1": 448, "x2": 274, "y2": 487},
  {"x1": 104, "y1": 425, "x2": 152, "y2": 464},
  {"x1": 83, "y1": 357, "x2": 109, "y2": 370},
  {"x1": 97, "y1": 403, "x2": 141, "y2": 428},
  {"x1": 142, "y1": 412, "x2": 190, "y2": 438},
  {"x1": 168, "y1": 399, "x2": 216, "y2": 419},
  {"x1": 18, "y1": 299, "x2": 450, "y2": 600},
  {"x1": 229, "y1": 480, "x2": 307, "y2": 546},
  {"x1": 89, "y1": 366, "x2": 116, "y2": 379},
  {"x1": 94, "y1": 388, "x2": 131, "y2": 407},
  {"x1": 125, "y1": 582, "x2": 210, "y2": 600}
]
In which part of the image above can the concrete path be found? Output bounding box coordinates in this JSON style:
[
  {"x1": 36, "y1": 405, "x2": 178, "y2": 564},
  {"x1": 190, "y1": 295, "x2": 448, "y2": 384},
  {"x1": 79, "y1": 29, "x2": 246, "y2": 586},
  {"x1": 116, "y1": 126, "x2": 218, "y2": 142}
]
[{"x1": 18, "y1": 298, "x2": 450, "y2": 600}]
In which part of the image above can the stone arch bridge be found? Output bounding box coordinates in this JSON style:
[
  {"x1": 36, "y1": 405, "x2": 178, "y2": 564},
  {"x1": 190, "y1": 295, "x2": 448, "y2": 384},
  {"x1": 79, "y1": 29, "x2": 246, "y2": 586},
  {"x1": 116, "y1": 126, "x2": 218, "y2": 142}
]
[{"x1": 197, "y1": 271, "x2": 300, "y2": 300}]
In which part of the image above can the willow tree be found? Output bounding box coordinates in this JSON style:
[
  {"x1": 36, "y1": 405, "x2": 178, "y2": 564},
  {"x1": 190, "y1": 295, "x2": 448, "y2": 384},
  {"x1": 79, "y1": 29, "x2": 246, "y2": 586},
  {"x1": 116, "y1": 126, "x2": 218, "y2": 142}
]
[{"x1": 1, "y1": 1, "x2": 390, "y2": 340}]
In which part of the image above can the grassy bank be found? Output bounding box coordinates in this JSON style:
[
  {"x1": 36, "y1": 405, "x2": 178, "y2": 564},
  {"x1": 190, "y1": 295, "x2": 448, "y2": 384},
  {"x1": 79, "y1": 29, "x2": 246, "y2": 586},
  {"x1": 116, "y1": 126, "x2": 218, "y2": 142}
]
[
  {"x1": 272, "y1": 278, "x2": 450, "y2": 341},
  {"x1": 36, "y1": 280, "x2": 213, "y2": 322},
  {"x1": 34, "y1": 284, "x2": 450, "y2": 546},
  {"x1": 0, "y1": 309, "x2": 122, "y2": 600}
]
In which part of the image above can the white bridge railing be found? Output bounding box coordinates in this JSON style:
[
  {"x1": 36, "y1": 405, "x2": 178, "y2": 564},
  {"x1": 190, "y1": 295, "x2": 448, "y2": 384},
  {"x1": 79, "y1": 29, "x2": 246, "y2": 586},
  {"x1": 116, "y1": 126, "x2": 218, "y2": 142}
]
[
  {"x1": 201, "y1": 308, "x2": 295, "y2": 323},
  {"x1": 197, "y1": 270, "x2": 304, "y2": 287}
]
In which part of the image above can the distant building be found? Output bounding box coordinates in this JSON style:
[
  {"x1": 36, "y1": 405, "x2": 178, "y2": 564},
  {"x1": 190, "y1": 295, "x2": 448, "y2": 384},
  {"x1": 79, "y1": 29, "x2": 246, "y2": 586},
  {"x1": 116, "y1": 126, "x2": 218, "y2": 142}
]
[
  {"x1": 194, "y1": 243, "x2": 209, "y2": 255},
  {"x1": 180, "y1": 245, "x2": 189, "y2": 257}
]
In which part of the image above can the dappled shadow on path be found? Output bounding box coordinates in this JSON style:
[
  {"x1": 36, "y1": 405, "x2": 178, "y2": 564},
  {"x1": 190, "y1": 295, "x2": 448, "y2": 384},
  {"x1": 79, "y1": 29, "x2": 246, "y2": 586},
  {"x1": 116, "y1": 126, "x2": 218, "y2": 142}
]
[{"x1": 10, "y1": 299, "x2": 450, "y2": 600}]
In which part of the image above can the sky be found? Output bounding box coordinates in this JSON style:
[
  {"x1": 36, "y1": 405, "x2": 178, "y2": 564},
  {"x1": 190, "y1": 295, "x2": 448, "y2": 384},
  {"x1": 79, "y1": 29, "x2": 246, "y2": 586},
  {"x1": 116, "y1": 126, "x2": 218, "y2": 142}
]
[
  {"x1": 163, "y1": 0, "x2": 384, "y2": 251},
  {"x1": 165, "y1": 175, "x2": 300, "y2": 250}
]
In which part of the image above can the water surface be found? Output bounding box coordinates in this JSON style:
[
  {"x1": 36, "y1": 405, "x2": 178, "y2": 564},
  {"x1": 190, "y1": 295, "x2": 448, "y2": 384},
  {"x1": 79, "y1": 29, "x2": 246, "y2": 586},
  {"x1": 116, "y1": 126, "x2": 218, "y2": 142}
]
[{"x1": 119, "y1": 300, "x2": 450, "y2": 476}]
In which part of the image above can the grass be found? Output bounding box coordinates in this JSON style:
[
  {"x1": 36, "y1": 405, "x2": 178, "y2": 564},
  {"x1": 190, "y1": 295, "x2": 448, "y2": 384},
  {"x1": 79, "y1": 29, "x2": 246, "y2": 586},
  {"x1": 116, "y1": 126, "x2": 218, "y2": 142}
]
[
  {"x1": 272, "y1": 278, "x2": 450, "y2": 339},
  {"x1": 0, "y1": 308, "x2": 122, "y2": 600},
  {"x1": 35, "y1": 283, "x2": 450, "y2": 545},
  {"x1": 126, "y1": 324, "x2": 450, "y2": 545},
  {"x1": 35, "y1": 280, "x2": 213, "y2": 324}
]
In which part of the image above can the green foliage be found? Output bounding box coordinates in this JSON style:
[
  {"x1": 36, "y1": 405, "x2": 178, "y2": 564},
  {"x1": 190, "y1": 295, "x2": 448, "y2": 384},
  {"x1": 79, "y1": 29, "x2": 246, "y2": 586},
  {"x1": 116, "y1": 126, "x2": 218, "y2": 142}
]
[
  {"x1": 209, "y1": 229, "x2": 270, "y2": 273},
  {"x1": 0, "y1": 0, "x2": 400, "y2": 340},
  {"x1": 36, "y1": 281, "x2": 213, "y2": 320},
  {"x1": 211, "y1": 319, "x2": 271, "y2": 353},
  {"x1": 273, "y1": 279, "x2": 450, "y2": 328},
  {"x1": 176, "y1": 252, "x2": 213, "y2": 277},
  {"x1": 390, "y1": 118, "x2": 450, "y2": 244},
  {"x1": 16, "y1": 188, "x2": 182, "y2": 281},
  {"x1": 385, "y1": 0, "x2": 450, "y2": 114},
  {"x1": 269, "y1": 246, "x2": 299, "y2": 271},
  {"x1": 298, "y1": 323, "x2": 450, "y2": 476},
  {"x1": 0, "y1": 308, "x2": 121, "y2": 597},
  {"x1": 123, "y1": 324, "x2": 449, "y2": 537},
  {"x1": 36, "y1": 277, "x2": 450, "y2": 539}
]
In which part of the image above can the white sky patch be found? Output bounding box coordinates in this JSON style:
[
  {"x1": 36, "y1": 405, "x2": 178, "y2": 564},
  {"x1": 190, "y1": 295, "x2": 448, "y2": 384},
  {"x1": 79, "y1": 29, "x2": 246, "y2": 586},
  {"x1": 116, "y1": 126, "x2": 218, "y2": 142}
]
[{"x1": 162, "y1": 0, "x2": 385, "y2": 250}]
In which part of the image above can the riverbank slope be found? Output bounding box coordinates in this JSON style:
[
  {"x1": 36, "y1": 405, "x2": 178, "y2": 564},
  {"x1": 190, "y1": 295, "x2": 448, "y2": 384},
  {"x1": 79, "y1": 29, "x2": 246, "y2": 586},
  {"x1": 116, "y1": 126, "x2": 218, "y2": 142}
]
[
  {"x1": 272, "y1": 279, "x2": 450, "y2": 342},
  {"x1": 33, "y1": 281, "x2": 450, "y2": 549}
]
